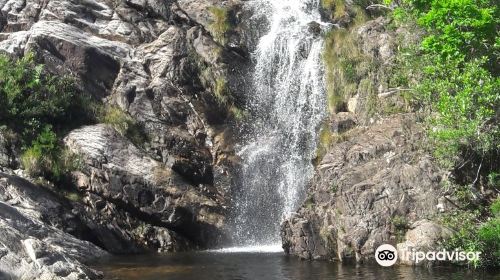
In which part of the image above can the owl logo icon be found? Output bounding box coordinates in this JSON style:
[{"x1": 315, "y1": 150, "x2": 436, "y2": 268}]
[{"x1": 375, "y1": 244, "x2": 398, "y2": 267}]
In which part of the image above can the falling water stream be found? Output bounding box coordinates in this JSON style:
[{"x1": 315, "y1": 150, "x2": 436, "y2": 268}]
[
  {"x1": 91, "y1": 1, "x2": 500, "y2": 278},
  {"x1": 228, "y1": 0, "x2": 328, "y2": 249}
]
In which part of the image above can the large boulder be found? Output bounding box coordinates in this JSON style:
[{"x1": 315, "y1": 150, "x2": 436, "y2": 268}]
[
  {"x1": 0, "y1": 173, "x2": 107, "y2": 280},
  {"x1": 397, "y1": 220, "x2": 452, "y2": 266},
  {"x1": 64, "y1": 124, "x2": 226, "y2": 253},
  {"x1": 281, "y1": 115, "x2": 451, "y2": 262}
]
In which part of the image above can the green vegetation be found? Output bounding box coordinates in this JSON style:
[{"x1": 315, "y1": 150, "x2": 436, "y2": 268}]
[
  {"x1": 322, "y1": 0, "x2": 499, "y2": 267},
  {"x1": 98, "y1": 105, "x2": 148, "y2": 147},
  {"x1": 229, "y1": 105, "x2": 247, "y2": 121},
  {"x1": 209, "y1": 6, "x2": 231, "y2": 45},
  {"x1": 323, "y1": 29, "x2": 364, "y2": 113},
  {"x1": 388, "y1": 0, "x2": 499, "y2": 184},
  {"x1": 314, "y1": 122, "x2": 350, "y2": 164},
  {"x1": 478, "y1": 202, "x2": 500, "y2": 266},
  {"x1": 321, "y1": 0, "x2": 347, "y2": 18},
  {"x1": 20, "y1": 125, "x2": 82, "y2": 180},
  {"x1": 391, "y1": 215, "x2": 409, "y2": 242},
  {"x1": 0, "y1": 54, "x2": 91, "y2": 181},
  {"x1": 187, "y1": 45, "x2": 246, "y2": 122},
  {"x1": 382, "y1": 0, "x2": 499, "y2": 267},
  {"x1": 213, "y1": 77, "x2": 247, "y2": 120},
  {"x1": 0, "y1": 54, "x2": 148, "y2": 182},
  {"x1": 441, "y1": 199, "x2": 500, "y2": 267},
  {"x1": 214, "y1": 77, "x2": 229, "y2": 105},
  {"x1": 322, "y1": 5, "x2": 373, "y2": 114},
  {"x1": 330, "y1": 182, "x2": 338, "y2": 193},
  {"x1": 316, "y1": 123, "x2": 334, "y2": 162},
  {"x1": 0, "y1": 53, "x2": 93, "y2": 143}
]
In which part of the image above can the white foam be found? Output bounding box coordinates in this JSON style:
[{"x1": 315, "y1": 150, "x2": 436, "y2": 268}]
[{"x1": 209, "y1": 245, "x2": 284, "y2": 253}]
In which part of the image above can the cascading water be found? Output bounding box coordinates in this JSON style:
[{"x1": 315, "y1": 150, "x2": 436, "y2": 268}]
[{"x1": 228, "y1": 0, "x2": 329, "y2": 249}]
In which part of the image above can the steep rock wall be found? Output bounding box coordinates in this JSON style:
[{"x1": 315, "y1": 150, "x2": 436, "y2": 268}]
[
  {"x1": 0, "y1": 0, "x2": 252, "y2": 273},
  {"x1": 281, "y1": 4, "x2": 453, "y2": 264}
]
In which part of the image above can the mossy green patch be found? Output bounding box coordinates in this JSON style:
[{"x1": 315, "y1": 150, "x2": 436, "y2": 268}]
[{"x1": 209, "y1": 6, "x2": 231, "y2": 45}]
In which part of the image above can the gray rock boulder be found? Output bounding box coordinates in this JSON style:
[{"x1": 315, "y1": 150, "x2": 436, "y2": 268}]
[
  {"x1": 64, "y1": 124, "x2": 226, "y2": 253},
  {"x1": 281, "y1": 115, "x2": 451, "y2": 262},
  {"x1": 397, "y1": 220, "x2": 452, "y2": 266},
  {"x1": 0, "y1": 173, "x2": 107, "y2": 280}
]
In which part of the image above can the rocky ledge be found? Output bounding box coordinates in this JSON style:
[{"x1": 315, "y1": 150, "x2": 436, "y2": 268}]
[
  {"x1": 64, "y1": 124, "x2": 226, "y2": 253},
  {"x1": 0, "y1": 173, "x2": 107, "y2": 280},
  {"x1": 281, "y1": 115, "x2": 452, "y2": 264}
]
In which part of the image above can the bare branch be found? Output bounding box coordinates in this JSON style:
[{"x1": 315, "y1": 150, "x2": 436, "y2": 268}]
[
  {"x1": 378, "y1": 87, "x2": 413, "y2": 98},
  {"x1": 366, "y1": 4, "x2": 394, "y2": 11}
]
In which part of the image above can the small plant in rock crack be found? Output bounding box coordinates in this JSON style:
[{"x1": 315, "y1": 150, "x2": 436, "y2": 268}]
[
  {"x1": 208, "y1": 6, "x2": 232, "y2": 45},
  {"x1": 330, "y1": 182, "x2": 338, "y2": 193}
]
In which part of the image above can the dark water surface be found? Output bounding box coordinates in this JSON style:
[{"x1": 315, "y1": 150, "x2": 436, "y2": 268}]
[{"x1": 93, "y1": 251, "x2": 500, "y2": 280}]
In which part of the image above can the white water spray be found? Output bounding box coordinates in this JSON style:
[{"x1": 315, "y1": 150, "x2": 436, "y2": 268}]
[{"x1": 229, "y1": 0, "x2": 328, "y2": 248}]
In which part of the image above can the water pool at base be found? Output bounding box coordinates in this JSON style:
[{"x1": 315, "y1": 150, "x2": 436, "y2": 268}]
[{"x1": 92, "y1": 251, "x2": 500, "y2": 280}]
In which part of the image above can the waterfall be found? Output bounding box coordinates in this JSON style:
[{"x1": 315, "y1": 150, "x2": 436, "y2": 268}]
[{"x1": 228, "y1": 0, "x2": 328, "y2": 248}]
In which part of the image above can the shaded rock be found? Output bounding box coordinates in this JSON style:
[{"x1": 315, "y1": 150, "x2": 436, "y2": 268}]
[
  {"x1": 307, "y1": 21, "x2": 321, "y2": 37},
  {"x1": 0, "y1": 0, "x2": 245, "y2": 188},
  {"x1": 0, "y1": 128, "x2": 18, "y2": 169},
  {"x1": 1, "y1": 0, "x2": 248, "y2": 254},
  {"x1": 25, "y1": 21, "x2": 126, "y2": 98},
  {"x1": 64, "y1": 125, "x2": 226, "y2": 252},
  {"x1": 331, "y1": 112, "x2": 357, "y2": 134}
]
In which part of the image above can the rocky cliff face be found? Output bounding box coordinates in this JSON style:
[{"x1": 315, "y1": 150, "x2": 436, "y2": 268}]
[
  {"x1": 280, "y1": 8, "x2": 453, "y2": 265},
  {"x1": 0, "y1": 172, "x2": 108, "y2": 279},
  {"x1": 281, "y1": 115, "x2": 451, "y2": 262},
  {"x1": 0, "y1": 0, "x2": 250, "y2": 278}
]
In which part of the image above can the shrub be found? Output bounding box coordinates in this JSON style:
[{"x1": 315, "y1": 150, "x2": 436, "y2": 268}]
[
  {"x1": 403, "y1": 0, "x2": 498, "y2": 188},
  {"x1": 478, "y1": 216, "x2": 500, "y2": 266},
  {"x1": 21, "y1": 125, "x2": 83, "y2": 181},
  {"x1": 441, "y1": 210, "x2": 483, "y2": 267},
  {"x1": 386, "y1": 0, "x2": 499, "y2": 188},
  {"x1": 415, "y1": 0, "x2": 497, "y2": 66},
  {"x1": 0, "y1": 53, "x2": 92, "y2": 144},
  {"x1": 421, "y1": 58, "x2": 499, "y2": 171},
  {"x1": 21, "y1": 125, "x2": 59, "y2": 178},
  {"x1": 491, "y1": 199, "x2": 500, "y2": 216},
  {"x1": 0, "y1": 54, "x2": 94, "y2": 183},
  {"x1": 441, "y1": 199, "x2": 500, "y2": 267},
  {"x1": 386, "y1": 1, "x2": 499, "y2": 266}
]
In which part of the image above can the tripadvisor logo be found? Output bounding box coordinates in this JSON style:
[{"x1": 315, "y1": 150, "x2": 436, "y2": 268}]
[
  {"x1": 375, "y1": 244, "x2": 398, "y2": 267},
  {"x1": 375, "y1": 244, "x2": 481, "y2": 267}
]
